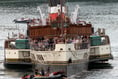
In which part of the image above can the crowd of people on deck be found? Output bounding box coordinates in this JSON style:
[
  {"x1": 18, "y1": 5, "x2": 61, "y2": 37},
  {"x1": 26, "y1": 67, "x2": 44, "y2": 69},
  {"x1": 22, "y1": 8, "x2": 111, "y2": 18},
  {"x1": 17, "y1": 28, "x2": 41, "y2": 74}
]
[{"x1": 30, "y1": 36, "x2": 89, "y2": 51}]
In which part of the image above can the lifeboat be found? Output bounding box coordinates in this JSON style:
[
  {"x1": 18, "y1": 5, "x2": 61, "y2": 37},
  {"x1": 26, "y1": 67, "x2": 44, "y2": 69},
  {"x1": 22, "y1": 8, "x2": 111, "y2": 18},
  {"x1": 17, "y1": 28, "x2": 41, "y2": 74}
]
[{"x1": 13, "y1": 18, "x2": 32, "y2": 23}]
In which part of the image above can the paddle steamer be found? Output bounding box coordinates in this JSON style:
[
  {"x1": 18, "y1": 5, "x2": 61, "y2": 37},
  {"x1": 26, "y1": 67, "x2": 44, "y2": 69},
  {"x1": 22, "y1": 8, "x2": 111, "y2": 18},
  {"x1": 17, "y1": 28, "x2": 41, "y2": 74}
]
[{"x1": 28, "y1": 0, "x2": 93, "y2": 76}]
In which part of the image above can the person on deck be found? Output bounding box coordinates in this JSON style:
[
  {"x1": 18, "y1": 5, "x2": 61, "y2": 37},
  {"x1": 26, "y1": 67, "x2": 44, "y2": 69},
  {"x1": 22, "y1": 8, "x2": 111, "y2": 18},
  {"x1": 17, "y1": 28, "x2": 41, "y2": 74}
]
[
  {"x1": 34, "y1": 69, "x2": 41, "y2": 77},
  {"x1": 40, "y1": 68, "x2": 45, "y2": 76}
]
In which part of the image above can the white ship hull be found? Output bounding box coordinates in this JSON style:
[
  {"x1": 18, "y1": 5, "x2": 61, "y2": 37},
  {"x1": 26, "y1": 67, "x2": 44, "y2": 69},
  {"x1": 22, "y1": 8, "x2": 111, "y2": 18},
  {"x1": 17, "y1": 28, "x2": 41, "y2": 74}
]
[
  {"x1": 4, "y1": 49, "x2": 32, "y2": 68},
  {"x1": 30, "y1": 44, "x2": 90, "y2": 76},
  {"x1": 89, "y1": 44, "x2": 113, "y2": 62}
]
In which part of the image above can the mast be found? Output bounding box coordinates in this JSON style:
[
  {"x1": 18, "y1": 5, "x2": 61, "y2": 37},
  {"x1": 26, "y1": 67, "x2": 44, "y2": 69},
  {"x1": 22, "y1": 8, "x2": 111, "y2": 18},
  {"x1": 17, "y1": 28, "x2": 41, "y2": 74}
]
[{"x1": 60, "y1": 0, "x2": 63, "y2": 36}]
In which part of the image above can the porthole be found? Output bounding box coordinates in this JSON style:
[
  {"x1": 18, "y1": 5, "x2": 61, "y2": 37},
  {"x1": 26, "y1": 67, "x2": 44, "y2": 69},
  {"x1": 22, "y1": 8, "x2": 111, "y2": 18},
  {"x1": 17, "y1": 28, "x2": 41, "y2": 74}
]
[
  {"x1": 60, "y1": 48, "x2": 63, "y2": 50},
  {"x1": 68, "y1": 48, "x2": 71, "y2": 50}
]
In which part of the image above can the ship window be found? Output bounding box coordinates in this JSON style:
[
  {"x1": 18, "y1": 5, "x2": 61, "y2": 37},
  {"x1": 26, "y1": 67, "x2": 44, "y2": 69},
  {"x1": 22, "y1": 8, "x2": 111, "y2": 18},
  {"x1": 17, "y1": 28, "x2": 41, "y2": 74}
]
[
  {"x1": 101, "y1": 37, "x2": 106, "y2": 45},
  {"x1": 68, "y1": 48, "x2": 71, "y2": 50},
  {"x1": 60, "y1": 48, "x2": 63, "y2": 50},
  {"x1": 23, "y1": 51, "x2": 30, "y2": 57},
  {"x1": 90, "y1": 48, "x2": 95, "y2": 54}
]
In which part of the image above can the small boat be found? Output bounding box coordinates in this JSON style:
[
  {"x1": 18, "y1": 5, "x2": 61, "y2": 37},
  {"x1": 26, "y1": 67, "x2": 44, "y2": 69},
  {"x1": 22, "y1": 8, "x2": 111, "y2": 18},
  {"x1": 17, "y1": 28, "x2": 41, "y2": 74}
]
[
  {"x1": 13, "y1": 18, "x2": 32, "y2": 23},
  {"x1": 22, "y1": 71, "x2": 66, "y2": 79},
  {"x1": 29, "y1": 75, "x2": 63, "y2": 79}
]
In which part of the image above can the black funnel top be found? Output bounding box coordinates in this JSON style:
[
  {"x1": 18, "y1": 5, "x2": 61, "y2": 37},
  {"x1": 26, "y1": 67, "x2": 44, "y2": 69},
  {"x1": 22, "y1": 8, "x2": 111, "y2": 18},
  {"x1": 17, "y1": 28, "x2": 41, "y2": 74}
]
[{"x1": 49, "y1": 0, "x2": 65, "y2": 6}]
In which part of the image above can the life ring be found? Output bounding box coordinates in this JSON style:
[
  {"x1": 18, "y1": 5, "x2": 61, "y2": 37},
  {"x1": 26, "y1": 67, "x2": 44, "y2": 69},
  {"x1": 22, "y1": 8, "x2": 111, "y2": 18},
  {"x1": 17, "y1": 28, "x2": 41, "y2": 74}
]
[{"x1": 19, "y1": 34, "x2": 25, "y2": 39}]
